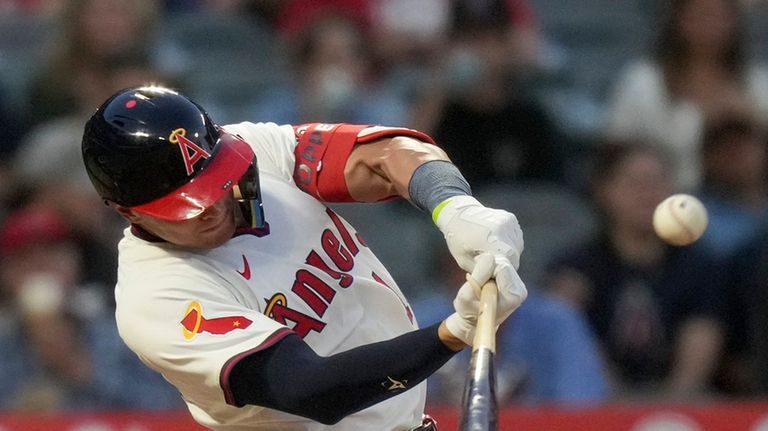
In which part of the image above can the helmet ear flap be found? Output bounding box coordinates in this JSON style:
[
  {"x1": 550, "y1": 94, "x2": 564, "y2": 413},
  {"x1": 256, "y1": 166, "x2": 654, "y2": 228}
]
[
  {"x1": 233, "y1": 163, "x2": 265, "y2": 229},
  {"x1": 238, "y1": 200, "x2": 265, "y2": 229}
]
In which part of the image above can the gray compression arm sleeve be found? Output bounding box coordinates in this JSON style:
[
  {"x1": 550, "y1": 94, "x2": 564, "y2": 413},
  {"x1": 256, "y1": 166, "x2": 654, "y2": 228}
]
[{"x1": 407, "y1": 160, "x2": 472, "y2": 213}]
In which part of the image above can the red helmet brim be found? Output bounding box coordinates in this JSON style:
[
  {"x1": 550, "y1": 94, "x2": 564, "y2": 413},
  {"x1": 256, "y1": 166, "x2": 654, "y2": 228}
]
[{"x1": 130, "y1": 134, "x2": 254, "y2": 221}]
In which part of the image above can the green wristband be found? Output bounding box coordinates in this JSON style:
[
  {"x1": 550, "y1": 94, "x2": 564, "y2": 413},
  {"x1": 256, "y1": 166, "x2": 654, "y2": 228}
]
[{"x1": 431, "y1": 198, "x2": 453, "y2": 224}]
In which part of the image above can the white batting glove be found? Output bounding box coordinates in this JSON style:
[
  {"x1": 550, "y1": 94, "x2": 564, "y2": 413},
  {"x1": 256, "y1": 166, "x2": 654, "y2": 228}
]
[
  {"x1": 444, "y1": 254, "x2": 528, "y2": 346},
  {"x1": 433, "y1": 196, "x2": 524, "y2": 275}
]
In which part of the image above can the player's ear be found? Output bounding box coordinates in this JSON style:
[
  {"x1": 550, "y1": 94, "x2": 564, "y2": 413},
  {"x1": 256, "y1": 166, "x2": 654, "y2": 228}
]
[{"x1": 111, "y1": 203, "x2": 142, "y2": 223}]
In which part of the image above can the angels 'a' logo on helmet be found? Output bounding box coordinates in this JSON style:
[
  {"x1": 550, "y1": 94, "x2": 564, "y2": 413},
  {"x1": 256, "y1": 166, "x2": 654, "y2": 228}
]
[
  {"x1": 169, "y1": 128, "x2": 212, "y2": 176},
  {"x1": 82, "y1": 85, "x2": 265, "y2": 227}
]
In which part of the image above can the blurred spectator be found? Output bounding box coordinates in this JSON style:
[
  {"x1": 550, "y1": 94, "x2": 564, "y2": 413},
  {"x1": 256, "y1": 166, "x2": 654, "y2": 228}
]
[
  {"x1": 603, "y1": 0, "x2": 768, "y2": 191},
  {"x1": 238, "y1": 0, "x2": 283, "y2": 24},
  {"x1": 0, "y1": 0, "x2": 64, "y2": 14},
  {"x1": 367, "y1": 0, "x2": 450, "y2": 117},
  {"x1": 411, "y1": 249, "x2": 607, "y2": 407},
  {"x1": 695, "y1": 106, "x2": 768, "y2": 396},
  {"x1": 447, "y1": 0, "x2": 541, "y2": 75},
  {"x1": 722, "y1": 228, "x2": 768, "y2": 395},
  {"x1": 273, "y1": 0, "x2": 372, "y2": 39},
  {"x1": 248, "y1": 10, "x2": 407, "y2": 125},
  {"x1": 0, "y1": 84, "x2": 23, "y2": 216},
  {"x1": 161, "y1": 0, "x2": 250, "y2": 14},
  {"x1": 26, "y1": 0, "x2": 165, "y2": 126},
  {"x1": 369, "y1": 0, "x2": 449, "y2": 66},
  {"x1": 12, "y1": 0, "x2": 175, "y2": 289},
  {"x1": 695, "y1": 105, "x2": 768, "y2": 260},
  {"x1": 0, "y1": 82, "x2": 26, "y2": 163},
  {"x1": 412, "y1": 0, "x2": 564, "y2": 186},
  {"x1": 369, "y1": 0, "x2": 542, "y2": 102},
  {"x1": 0, "y1": 204, "x2": 182, "y2": 411},
  {"x1": 13, "y1": 53, "x2": 169, "y2": 290},
  {"x1": 545, "y1": 142, "x2": 727, "y2": 400}
]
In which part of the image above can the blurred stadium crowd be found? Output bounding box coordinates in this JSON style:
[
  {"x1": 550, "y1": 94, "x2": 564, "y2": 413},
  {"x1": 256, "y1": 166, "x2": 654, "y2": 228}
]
[{"x1": 1, "y1": 0, "x2": 768, "y2": 415}]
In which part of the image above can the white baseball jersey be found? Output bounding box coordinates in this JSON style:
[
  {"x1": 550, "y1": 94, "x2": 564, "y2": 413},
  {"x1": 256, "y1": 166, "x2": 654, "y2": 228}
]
[{"x1": 114, "y1": 122, "x2": 427, "y2": 430}]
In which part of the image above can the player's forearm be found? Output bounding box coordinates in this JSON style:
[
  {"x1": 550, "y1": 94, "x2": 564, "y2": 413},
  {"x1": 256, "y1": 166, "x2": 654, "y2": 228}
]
[
  {"x1": 228, "y1": 323, "x2": 459, "y2": 424},
  {"x1": 344, "y1": 136, "x2": 449, "y2": 202}
]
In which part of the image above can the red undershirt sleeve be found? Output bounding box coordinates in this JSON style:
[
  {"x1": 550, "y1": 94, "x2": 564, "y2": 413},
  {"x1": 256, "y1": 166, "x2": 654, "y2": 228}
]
[{"x1": 292, "y1": 123, "x2": 435, "y2": 202}]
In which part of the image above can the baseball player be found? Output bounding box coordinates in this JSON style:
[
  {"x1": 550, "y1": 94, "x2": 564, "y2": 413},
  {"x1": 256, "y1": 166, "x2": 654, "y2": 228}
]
[{"x1": 80, "y1": 85, "x2": 527, "y2": 431}]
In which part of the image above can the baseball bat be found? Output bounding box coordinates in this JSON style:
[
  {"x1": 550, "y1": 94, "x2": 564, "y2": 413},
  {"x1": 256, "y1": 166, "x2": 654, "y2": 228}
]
[{"x1": 459, "y1": 279, "x2": 499, "y2": 431}]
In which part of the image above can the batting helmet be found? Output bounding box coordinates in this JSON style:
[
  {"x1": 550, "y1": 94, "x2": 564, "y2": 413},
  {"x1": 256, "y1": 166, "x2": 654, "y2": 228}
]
[{"x1": 82, "y1": 86, "x2": 265, "y2": 227}]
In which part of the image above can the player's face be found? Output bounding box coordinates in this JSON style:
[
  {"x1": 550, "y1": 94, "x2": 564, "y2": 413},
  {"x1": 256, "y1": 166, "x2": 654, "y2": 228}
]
[{"x1": 125, "y1": 194, "x2": 240, "y2": 249}]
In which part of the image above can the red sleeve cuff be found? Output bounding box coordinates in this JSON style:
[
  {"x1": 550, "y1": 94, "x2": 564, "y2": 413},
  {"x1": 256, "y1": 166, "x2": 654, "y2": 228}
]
[{"x1": 292, "y1": 123, "x2": 436, "y2": 202}]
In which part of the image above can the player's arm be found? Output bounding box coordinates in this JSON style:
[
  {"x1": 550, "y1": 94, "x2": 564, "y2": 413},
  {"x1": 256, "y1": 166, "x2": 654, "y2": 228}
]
[
  {"x1": 343, "y1": 135, "x2": 450, "y2": 202},
  {"x1": 226, "y1": 257, "x2": 525, "y2": 424},
  {"x1": 343, "y1": 128, "x2": 521, "y2": 270},
  {"x1": 341, "y1": 129, "x2": 527, "y2": 315},
  {"x1": 227, "y1": 322, "x2": 461, "y2": 425}
]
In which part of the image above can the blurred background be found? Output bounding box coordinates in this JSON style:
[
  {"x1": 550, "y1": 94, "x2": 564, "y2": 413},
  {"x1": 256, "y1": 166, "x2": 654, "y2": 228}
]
[{"x1": 2, "y1": 0, "x2": 768, "y2": 429}]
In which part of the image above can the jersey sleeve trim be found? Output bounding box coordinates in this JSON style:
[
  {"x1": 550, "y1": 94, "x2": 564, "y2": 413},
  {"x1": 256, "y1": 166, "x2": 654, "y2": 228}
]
[
  {"x1": 220, "y1": 327, "x2": 294, "y2": 407},
  {"x1": 292, "y1": 123, "x2": 436, "y2": 202}
]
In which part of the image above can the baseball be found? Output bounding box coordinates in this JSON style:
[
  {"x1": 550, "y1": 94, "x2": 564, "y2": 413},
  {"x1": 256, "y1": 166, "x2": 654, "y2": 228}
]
[{"x1": 652, "y1": 194, "x2": 708, "y2": 246}]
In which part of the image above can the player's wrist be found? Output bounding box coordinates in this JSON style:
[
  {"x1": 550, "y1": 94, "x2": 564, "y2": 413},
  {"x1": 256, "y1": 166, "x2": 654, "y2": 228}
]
[
  {"x1": 432, "y1": 195, "x2": 483, "y2": 227},
  {"x1": 439, "y1": 319, "x2": 469, "y2": 351},
  {"x1": 408, "y1": 160, "x2": 472, "y2": 214}
]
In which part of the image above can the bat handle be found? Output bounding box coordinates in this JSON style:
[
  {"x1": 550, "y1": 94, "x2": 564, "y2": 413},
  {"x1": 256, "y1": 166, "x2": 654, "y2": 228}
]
[{"x1": 472, "y1": 280, "x2": 498, "y2": 353}]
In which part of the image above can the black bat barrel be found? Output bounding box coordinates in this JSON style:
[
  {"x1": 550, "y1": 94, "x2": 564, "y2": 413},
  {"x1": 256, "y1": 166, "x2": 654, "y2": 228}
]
[{"x1": 459, "y1": 347, "x2": 498, "y2": 431}]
